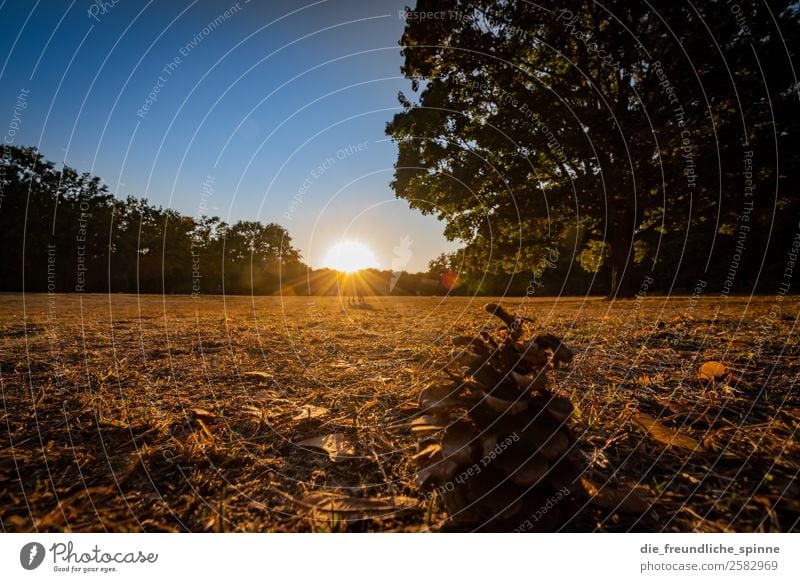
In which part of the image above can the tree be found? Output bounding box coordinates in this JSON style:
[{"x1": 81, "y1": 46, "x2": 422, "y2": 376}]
[
  {"x1": 427, "y1": 252, "x2": 453, "y2": 276},
  {"x1": 387, "y1": 0, "x2": 799, "y2": 297},
  {"x1": 0, "y1": 145, "x2": 308, "y2": 295},
  {"x1": 221, "y1": 221, "x2": 305, "y2": 294}
]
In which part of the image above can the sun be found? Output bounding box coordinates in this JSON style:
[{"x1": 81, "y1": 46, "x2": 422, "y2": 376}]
[{"x1": 323, "y1": 241, "x2": 378, "y2": 273}]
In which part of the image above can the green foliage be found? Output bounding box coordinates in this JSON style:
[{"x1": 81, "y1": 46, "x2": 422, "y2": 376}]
[
  {"x1": 386, "y1": 0, "x2": 800, "y2": 297},
  {"x1": 577, "y1": 241, "x2": 609, "y2": 273}
]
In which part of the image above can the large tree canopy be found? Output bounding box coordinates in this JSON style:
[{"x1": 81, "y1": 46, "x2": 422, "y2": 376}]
[{"x1": 387, "y1": 0, "x2": 799, "y2": 297}]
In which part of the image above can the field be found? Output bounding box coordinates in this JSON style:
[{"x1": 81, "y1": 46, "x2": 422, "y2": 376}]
[{"x1": 1, "y1": 293, "x2": 798, "y2": 532}]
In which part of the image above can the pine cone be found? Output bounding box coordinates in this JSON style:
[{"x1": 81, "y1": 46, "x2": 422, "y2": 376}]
[{"x1": 412, "y1": 303, "x2": 588, "y2": 531}]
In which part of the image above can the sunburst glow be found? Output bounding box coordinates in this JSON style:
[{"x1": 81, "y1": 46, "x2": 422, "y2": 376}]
[{"x1": 323, "y1": 241, "x2": 378, "y2": 273}]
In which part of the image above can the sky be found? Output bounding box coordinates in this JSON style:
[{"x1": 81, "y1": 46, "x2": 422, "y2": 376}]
[{"x1": 0, "y1": 0, "x2": 460, "y2": 272}]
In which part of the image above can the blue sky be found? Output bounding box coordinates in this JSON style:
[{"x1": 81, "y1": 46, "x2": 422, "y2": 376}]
[{"x1": 0, "y1": 0, "x2": 459, "y2": 271}]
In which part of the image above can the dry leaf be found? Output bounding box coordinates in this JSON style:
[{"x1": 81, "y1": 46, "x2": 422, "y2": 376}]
[
  {"x1": 251, "y1": 390, "x2": 276, "y2": 402},
  {"x1": 297, "y1": 434, "x2": 357, "y2": 462},
  {"x1": 296, "y1": 491, "x2": 419, "y2": 521},
  {"x1": 190, "y1": 408, "x2": 216, "y2": 419},
  {"x1": 292, "y1": 405, "x2": 329, "y2": 421},
  {"x1": 410, "y1": 415, "x2": 444, "y2": 435},
  {"x1": 582, "y1": 478, "x2": 651, "y2": 513},
  {"x1": 698, "y1": 361, "x2": 726, "y2": 381},
  {"x1": 631, "y1": 411, "x2": 705, "y2": 453}
]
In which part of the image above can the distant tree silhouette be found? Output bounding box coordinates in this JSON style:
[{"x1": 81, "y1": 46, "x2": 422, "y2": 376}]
[{"x1": 0, "y1": 146, "x2": 306, "y2": 295}]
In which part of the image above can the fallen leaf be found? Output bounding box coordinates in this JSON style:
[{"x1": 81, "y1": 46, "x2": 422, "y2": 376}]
[
  {"x1": 582, "y1": 478, "x2": 651, "y2": 513},
  {"x1": 292, "y1": 405, "x2": 329, "y2": 421},
  {"x1": 251, "y1": 390, "x2": 277, "y2": 402},
  {"x1": 631, "y1": 411, "x2": 706, "y2": 454},
  {"x1": 295, "y1": 491, "x2": 419, "y2": 521},
  {"x1": 410, "y1": 415, "x2": 444, "y2": 435},
  {"x1": 698, "y1": 361, "x2": 726, "y2": 381},
  {"x1": 190, "y1": 408, "x2": 216, "y2": 419},
  {"x1": 297, "y1": 434, "x2": 357, "y2": 462}
]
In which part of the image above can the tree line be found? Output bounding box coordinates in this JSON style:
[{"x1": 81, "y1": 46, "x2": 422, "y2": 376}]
[
  {"x1": 0, "y1": 146, "x2": 306, "y2": 295},
  {"x1": 0, "y1": 145, "x2": 462, "y2": 297}
]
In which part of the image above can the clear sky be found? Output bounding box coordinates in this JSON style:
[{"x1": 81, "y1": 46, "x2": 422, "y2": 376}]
[{"x1": 0, "y1": 0, "x2": 459, "y2": 272}]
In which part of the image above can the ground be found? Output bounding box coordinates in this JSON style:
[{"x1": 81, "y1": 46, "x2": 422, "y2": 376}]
[{"x1": 0, "y1": 293, "x2": 798, "y2": 532}]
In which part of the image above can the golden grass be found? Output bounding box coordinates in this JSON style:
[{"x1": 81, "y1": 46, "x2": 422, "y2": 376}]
[{"x1": 0, "y1": 293, "x2": 797, "y2": 532}]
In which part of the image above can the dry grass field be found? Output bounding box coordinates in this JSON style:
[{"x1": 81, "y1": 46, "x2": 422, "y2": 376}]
[{"x1": 1, "y1": 293, "x2": 798, "y2": 532}]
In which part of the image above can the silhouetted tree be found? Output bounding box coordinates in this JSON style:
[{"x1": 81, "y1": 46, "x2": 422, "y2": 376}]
[
  {"x1": 387, "y1": 0, "x2": 799, "y2": 297},
  {"x1": 0, "y1": 146, "x2": 306, "y2": 295}
]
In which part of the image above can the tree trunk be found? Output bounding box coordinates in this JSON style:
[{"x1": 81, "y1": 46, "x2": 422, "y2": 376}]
[
  {"x1": 606, "y1": 195, "x2": 637, "y2": 299},
  {"x1": 607, "y1": 237, "x2": 636, "y2": 299}
]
